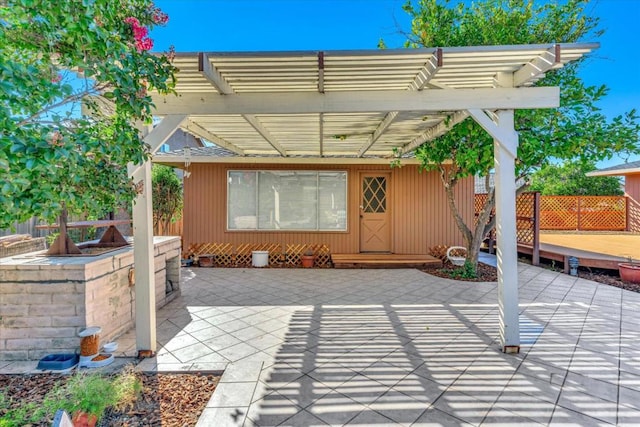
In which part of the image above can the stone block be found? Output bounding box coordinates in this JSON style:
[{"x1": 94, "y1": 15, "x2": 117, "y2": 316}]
[
  {"x1": 3, "y1": 294, "x2": 52, "y2": 305},
  {"x1": 0, "y1": 350, "x2": 29, "y2": 361},
  {"x1": 52, "y1": 316, "x2": 86, "y2": 327},
  {"x1": 51, "y1": 337, "x2": 80, "y2": 349},
  {"x1": 4, "y1": 316, "x2": 52, "y2": 328},
  {"x1": 29, "y1": 327, "x2": 76, "y2": 338},
  {"x1": 0, "y1": 327, "x2": 31, "y2": 339},
  {"x1": 52, "y1": 294, "x2": 84, "y2": 304},
  {"x1": 0, "y1": 305, "x2": 29, "y2": 317},
  {"x1": 30, "y1": 282, "x2": 79, "y2": 294},
  {"x1": 29, "y1": 304, "x2": 77, "y2": 316},
  {"x1": 6, "y1": 338, "x2": 51, "y2": 350}
]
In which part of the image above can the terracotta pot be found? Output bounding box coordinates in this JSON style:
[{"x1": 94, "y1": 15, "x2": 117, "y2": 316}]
[
  {"x1": 301, "y1": 255, "x2": 315, "y2": 268},
  {"x1": 619, "y1": 263, "x2": 640, "y2": 284},
  {"x1": 72, "y1": 411, "x2": 97, "y2": 427}
]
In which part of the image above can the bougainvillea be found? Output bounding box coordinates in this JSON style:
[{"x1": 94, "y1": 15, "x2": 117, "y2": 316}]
[{"x1": 0, "y1": 0, "x2": 177, "y2": 228}]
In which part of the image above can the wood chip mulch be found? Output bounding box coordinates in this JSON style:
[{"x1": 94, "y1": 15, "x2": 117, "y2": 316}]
[
  {"x1": 0, "y1": 371, "x2": 220, "y2": 427},
  {"x1": 422, "y1": 257, "x2": 640, "y2": 294}
]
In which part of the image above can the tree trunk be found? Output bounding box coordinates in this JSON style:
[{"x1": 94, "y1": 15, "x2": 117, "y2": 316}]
[{"x1": 440, "y1": 168, "x2": 495, "y2": 274}]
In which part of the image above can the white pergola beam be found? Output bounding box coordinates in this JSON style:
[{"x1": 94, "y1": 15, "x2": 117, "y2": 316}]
[
  {"x1": 145, "y1": 114, "x2": 187, "y2": 153},
  {"x1": 513, "y1": 44, "x2": 561, "y2": 87},
  {"x1": 411, "y1": 48, "x2": 442, "y2": 91},
  {"x1": 357, "y1": 111, "x2": 398, "y2": 157},
  {"x1": 150, "y1": 87, "x2": 559, "y2": 115},
  {"x1": 182, "y1": 120, "x2": 246, "y2": 155},
  {"x1": 400, "y1": 110, "x2": 469, "y2": 154},
  {"x1": 198, "y1": 52, "x2": 234, "y2": 94},
  {"x1": 358, "y1": 50, "x2": 442, "y2": 157},
  {"x1": 244, "y1": 114, "x2": 288, "y2": 156},
  {"x1": 469, "y1": 108, "x2": 521, "y2": 353}
]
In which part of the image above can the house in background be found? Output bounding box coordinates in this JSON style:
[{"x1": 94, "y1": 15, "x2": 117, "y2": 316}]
[
  {"x1": 588, "y1": 160, "x2": 640, "y2": 202},
  {"x1": 155, "y1": 145, "x2": 474, "y2": 255},
  {"x1": 588, "y1": 160, "x2": 640, "y2": 232}
]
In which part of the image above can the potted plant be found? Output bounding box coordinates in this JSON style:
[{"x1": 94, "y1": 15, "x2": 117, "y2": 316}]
[
  {"x1": 619, "y1": 257, "x2": 640, "y2": 284},
  {"x1": 301, "y1": 248, "x2": 315, "y2": 268}
]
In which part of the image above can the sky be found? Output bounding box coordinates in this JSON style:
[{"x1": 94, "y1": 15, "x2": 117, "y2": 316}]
[{"x1": 151, "y1": 0, "x2": 640, "y2": 168}]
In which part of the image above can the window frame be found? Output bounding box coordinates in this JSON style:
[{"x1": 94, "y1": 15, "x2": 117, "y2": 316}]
[{"x1": 226, "y1": 169, "x2": 348, "y2": 232}]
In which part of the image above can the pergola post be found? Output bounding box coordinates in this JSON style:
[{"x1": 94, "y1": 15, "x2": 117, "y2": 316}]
[
  {"x1": 130, "y1": 115, "x2": 185, "y2": 357},
  {"x1": 468, "y1": 108, "x2": 521, "y2": 353},
  {"x1": 131, "y1": 160, "x2": 157, "y2": 355}
]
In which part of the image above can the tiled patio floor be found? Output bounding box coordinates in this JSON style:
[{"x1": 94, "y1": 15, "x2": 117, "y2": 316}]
[{"x1": 4, "y1": 263, "x2": 640, "y2": 426}]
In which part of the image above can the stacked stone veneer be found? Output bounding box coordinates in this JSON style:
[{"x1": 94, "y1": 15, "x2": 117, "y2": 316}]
[{"x1": 0, "y1": 236, "x2": 181, "y2": 361}]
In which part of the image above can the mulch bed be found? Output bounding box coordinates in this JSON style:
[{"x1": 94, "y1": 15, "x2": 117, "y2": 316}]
[
  {"x1": 423, "y1": 261, "x2": 498, "y2": 282},
  {"x1": 0, "y1": 371, "x2": 220, "y2": 427},
  {"x1": 422, "y1": 256, "x2": 640, "y2": 293}
]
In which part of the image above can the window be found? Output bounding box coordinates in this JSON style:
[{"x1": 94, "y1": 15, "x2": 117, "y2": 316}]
[{"x1": 227, "y1": 170, "x2": 347, "y2": 231}]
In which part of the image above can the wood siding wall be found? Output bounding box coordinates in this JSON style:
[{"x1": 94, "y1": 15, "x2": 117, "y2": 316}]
[
  {"x1": 625, "y1": 174, "x2": 640, "y2": 202},
  {"x1": 182, "y1": 163, "x2": 474, "y2": 254}
]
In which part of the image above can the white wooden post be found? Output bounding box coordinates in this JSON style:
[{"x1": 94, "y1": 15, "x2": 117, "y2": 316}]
[
  {"x1": 131, "y1": 160, "x2": 157, "y2": 355},
  {"x1": 493, "y1": 110, "x2": 520, "y2": 353},
  {"x1": 129, "y1": 115, "x2": 184, "y2": 357},
  {"x1": 468, "y1": 108, "x2": 520, "y2": 353}
]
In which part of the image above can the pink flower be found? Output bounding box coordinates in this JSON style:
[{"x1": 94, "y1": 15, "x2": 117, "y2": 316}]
[
  {"x1": 51, "y1": 73, "x2": 62, "y2": 83},
  {"x1": 124, "y1": 17, "x2": 140, "y2": 26}
]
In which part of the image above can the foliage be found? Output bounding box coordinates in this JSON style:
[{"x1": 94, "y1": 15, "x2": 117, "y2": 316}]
[
  {"x1": 0, "y1": 367, "x2": 141, "y2": 425},
  {"x1": 0, "y1": 0, "x2": 177, "y2": 229},
  {"x1": 444, "y1": 260, "x2": 477, "y2": 280},
  {"x1": 529, "y1": 160, "x2": 623, "y2": 196},
  {"x1": 152, "y1": 164, "x2": 183, "y2": 234},
  {"x1": 387, "y1": 0, "x2": 640, "y2": 271}
]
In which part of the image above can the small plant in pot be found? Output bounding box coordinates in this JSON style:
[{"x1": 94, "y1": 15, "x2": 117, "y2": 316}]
[
  {"x1": 619, "y1": 257, "x2": 640, "y2": 284},
  {"x1": 301, "y1": 248, "x2": 315, "y2": 268}
]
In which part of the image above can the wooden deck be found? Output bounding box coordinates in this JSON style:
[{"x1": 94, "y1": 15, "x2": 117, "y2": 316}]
[
  {"x1": 518, "y1": 232, "x2": 640, "y2": 271},
  {"x1": 331, "y1": 253, "x2": 442, "y2": 269}
]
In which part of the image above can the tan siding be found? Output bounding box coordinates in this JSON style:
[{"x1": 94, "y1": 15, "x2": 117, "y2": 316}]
[
  {"x1": 625, "y1": 174, "x2": 640, "y2": 202},
  {"x1": 183, "y1": 163, "x2": 472, "y2": 254}
]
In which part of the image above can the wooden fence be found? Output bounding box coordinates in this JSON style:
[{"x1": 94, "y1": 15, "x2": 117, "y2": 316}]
[
  {"x1": 628, "y1": 197, "x2": 640, "y2": 233},
  {"x1": 539, "y1": 196, "x2": 626, "y2": 231},
  {"x1": 475, "y1": 192, "x2": 540, "y2": 264},
  {"x1": 476, "y1": 194, "x2": 632, "y2": 233}
]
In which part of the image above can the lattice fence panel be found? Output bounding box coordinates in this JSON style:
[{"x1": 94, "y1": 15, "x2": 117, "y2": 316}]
[
  {"x1": 540, "y1": 197, "x2": 578, "y2": 230},
  {"x1": 285, "y1": 244, "x2": 331, "y2": 268},
  {"x1": 578, "y1": 196, "x2": 626, "y2": 231},
  {"x1": 185, "y1": 243, "x2": 234, "y2": 267},
  {"x1": 629, "y1": 197, "x2": 640, "y2": 233},
  {"x1": 235, "y1": 243, "x2": 283, "y2": 267},
  {"x1": 516, "y1": 193, "x2": 536, "y2": 245},
  {"x1": 474, "y1": 194, "x2": 491, "y2": 226}
]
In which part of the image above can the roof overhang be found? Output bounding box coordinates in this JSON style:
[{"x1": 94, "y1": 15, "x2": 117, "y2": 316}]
[
  {"x1": 150, "y1": 43, "x2": 598, "y2": 164},
  {"x1": 587, "y1": 162, "x2": 640, "y2": 177}
]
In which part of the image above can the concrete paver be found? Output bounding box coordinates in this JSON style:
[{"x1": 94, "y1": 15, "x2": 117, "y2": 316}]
[{"x1": 3, "y1": 262, "x2": 640, "y2": 426}]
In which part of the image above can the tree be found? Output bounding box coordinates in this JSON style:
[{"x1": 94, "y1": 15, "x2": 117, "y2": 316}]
[
  {"x1": 387, "y1": 0, "x2": 640, "y2": 273},
  {"x1": 529, "y1": 161, "x2": 623, "y2": 196},
  {"x1": 152, "y1": 165, "x2": 182, "y2": 235},
  {"x1": 0, "y1": 0, "x2": 176, "y2": 230}
]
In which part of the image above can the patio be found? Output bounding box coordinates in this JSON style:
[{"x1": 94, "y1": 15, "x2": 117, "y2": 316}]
[{"x1": 4, "y1": 263, "x2": 640, "y2": 425}]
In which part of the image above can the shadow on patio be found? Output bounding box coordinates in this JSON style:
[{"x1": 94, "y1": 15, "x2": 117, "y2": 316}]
[{"x1": 123, "y1": 267, "x2": 638, "y2": 426}]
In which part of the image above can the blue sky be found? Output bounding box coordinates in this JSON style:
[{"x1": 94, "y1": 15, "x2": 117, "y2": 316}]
[{"x1": 152, "y1": 0, "x2": 639, "y2": 167}]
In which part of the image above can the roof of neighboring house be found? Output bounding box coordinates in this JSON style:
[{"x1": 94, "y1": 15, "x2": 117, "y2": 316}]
[
  {"x1": 587, "y1": 160, "x2": 640, "y2": 177},
  {"x1": 148, "y1": 43, "x2": 597, "y2": 162}
]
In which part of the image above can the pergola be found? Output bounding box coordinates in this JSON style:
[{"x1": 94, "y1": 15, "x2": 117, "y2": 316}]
[{"x1": 132, "y1": 43, "x2": 597, "y2": 355}]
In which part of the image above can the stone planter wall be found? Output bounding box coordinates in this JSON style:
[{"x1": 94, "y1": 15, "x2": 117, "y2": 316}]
[
  {"x1": 0, "y1": 236, "x2": 181, "y2": 361},
  {"x1": 0, "y1": 237, "x2": 46, "y2": 258}
]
